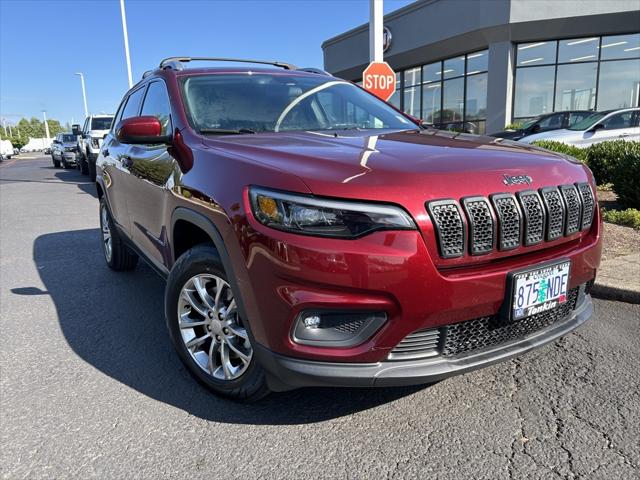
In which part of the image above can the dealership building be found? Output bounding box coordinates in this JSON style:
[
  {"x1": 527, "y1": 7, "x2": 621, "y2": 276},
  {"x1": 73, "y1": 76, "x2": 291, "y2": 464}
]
[{"x1": 322, "y1": 0, "x2": 640, "y2": 134}]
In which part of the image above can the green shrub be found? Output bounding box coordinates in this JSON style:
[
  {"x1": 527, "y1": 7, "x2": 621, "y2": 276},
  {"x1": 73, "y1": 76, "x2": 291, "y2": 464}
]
[
  {"x1": 504, "y1": 122, "x2": 523, "y2": 130},
  {"x1": 530, "y1": 140, "x2": 588, "y2": 163},
  {"x1": 586, "y1": 140, "x2": 639, "y2": 185},
  {"x1": 601, "y1": 208, "x2": 640, "y2": 230},
  {"x1": 608, "y1": 141, "x2": 640, "y2": 209}
]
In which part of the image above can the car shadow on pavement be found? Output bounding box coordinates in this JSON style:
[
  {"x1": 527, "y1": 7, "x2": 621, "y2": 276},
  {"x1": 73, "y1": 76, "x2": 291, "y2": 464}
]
[
  {"x1": 53, "y1": 169, "x2": 98, "y2": 198},
  {"x1": 33, "y1": 229, "x2": 423, "y2": 424}
]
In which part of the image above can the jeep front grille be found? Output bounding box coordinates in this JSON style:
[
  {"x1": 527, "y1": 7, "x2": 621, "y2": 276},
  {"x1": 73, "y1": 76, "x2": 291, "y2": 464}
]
[
  {"x1": 389, "y1": 286, "x2": 580, "y2": 360},
  {"x1": 427, "y1": 200, "x2": 465, "y2": 258},
  {"x1": 427, "y1": 182, "x2": 595, "y2": 258}
]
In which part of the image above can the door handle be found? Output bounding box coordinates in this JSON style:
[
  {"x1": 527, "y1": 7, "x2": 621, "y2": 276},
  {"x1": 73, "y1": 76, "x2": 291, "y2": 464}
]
[
  {"x1": 122, "y1": 155, "x2": 133, "y2": 168},
  {"x1": 619, "y1": 133, "x2": 630, "y2": 138}
]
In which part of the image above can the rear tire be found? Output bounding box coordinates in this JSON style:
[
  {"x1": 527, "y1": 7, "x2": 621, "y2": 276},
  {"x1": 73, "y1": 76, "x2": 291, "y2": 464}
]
[
  {"x1": 165, "y1": 244, "x2": 270, "y2": 401},
  {"x1": 99, "y1": 197, "x2": 138, "y2": 271}
]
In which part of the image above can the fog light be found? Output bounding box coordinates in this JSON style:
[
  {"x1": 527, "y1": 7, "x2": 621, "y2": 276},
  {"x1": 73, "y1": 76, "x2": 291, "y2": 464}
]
[
  {"x1": 292, "y1": 310, "x2": 387, "y2": 347},
  {"x1": 303, "y1": 315, "x2": 321, "y2": 328}
]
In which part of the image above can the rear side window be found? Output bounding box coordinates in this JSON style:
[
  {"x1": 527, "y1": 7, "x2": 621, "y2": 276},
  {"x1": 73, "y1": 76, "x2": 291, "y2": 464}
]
[
  {"x1": 538, "y1": 114, "x2": 563, "y2": 130},
  {"x1": 141, "y1": 81, "x2": 172, "y2": 135},
  {"x1": 121, "y1": 87, "x2": 146, "y2": 120},
  {"x1": 568, "y1": 112, "x2": 590, "y2": 126}
]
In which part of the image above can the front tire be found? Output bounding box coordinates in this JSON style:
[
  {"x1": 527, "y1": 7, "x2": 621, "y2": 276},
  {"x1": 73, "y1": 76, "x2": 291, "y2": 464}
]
[
  {"x1": 165, "y1": 245, "x2": 270, "y2": 401},
  {"x1": 52, "y1": 155, "x2": 60, "y2": 168},
  {"x1": 79, "y1": 153, "x2": 89, "y2": 174},
  {"x1": 99, "y1": 198, "x2": 138, "y2": 271},
  {"x1": 88, "y1": 154, "x2": 97, "y2": 182}
]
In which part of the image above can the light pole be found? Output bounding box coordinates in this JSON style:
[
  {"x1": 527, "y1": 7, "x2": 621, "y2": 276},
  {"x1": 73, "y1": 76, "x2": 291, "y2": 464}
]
[
  {"x1": 120, "y1": 0, "x2": 133, "y2": 88},
  {"x1": 369, "y1": 0, "x2": 383, "y2": 62},
  {"x1": 42, "y1": 111, "x2": 50, "y2": 140},
  {"x1": 75, "y1": 72, "x2": 89, "y2": 118}
]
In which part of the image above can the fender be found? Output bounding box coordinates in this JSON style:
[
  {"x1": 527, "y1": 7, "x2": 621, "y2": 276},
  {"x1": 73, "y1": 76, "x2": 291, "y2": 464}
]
[{"x1": 170, "y1": 207, "x2": 251, "y2": 330}]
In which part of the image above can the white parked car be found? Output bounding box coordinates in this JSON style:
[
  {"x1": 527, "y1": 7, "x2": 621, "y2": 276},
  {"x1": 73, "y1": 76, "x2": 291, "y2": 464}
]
[
  {"x1": 520, "y1": 108, "x2": 640, "y2": 148},
  {"x1": 0, "y1": 139, "x2": 14, "y2": 160}
]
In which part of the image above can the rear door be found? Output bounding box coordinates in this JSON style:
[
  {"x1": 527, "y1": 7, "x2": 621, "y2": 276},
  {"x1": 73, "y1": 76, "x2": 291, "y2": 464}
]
[
  {"x1": 124, "y1": 80, "x2": 176, "y2": 269},
  {"x1": 100, "y1": 85, "x2": 147, "y2": 234}
]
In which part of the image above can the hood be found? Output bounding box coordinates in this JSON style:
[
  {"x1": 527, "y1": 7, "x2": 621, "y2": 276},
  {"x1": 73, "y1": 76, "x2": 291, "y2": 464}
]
[
  {"x1": 204, "y1": 129, "x2": 590, "y2": 202},
  {"x1": 88, "y1": 129, "x2": 109, "y2": 138}
]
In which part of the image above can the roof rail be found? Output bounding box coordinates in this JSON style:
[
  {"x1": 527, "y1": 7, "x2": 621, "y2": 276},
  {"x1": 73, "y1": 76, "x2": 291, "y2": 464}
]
[
  {"x1": 159, "y1": 57, "x2": 298, "y2": 71},
  {"x1": 297, "y1": 67, "x2": 331, "y2": 76}
]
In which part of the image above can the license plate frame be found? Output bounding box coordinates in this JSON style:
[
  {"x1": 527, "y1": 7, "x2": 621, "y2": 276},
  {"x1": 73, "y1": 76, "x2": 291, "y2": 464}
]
[{"x1": 503, "y1": 259, "x2": 571, "y2": 322}]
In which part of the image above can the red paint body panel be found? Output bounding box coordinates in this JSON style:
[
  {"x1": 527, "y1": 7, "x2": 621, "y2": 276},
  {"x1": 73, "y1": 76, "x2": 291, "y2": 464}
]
[{"x1": 97, "y1": 66, "x2": 602, "y2": 369}]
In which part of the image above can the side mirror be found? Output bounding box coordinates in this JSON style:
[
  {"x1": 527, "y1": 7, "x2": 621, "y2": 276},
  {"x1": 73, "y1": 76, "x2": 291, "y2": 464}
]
[
  {"x1": 590, "y1": 123, "x2": 605, "y2": 132},
  {"x1": 116, "y1": 116, "x2": 171, "y2": 144},
  {"x1": 71, "y1": 124, "x2": 81, "y2": 135}
]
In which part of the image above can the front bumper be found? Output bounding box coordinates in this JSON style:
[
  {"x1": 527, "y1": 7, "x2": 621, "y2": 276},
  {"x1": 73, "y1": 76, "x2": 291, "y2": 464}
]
[{"x1": 257, "y1": 293, "x2": 593, "y2": 391}]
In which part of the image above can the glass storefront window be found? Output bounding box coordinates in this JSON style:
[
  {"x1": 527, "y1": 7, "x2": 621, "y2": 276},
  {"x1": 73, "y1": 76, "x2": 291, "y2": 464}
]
[
  {"x1": 442, "y1": 77, "x2": 464, "y2": 122},
  {"x1": 554, "y1": 63, "x2": 597, "y2": 111},
  {"x1": 422, "y1": 83, "x2": 441, "y2": 124},
  {"x1": 600, "y1": 33, "x2": 640, "y2": 60},
  {"x1": 403, "y1": 86, "x2": 421, "y2": 117},
  {"x1": 404, "y1": 67, "x2": 421, "y2": 87},
  {"x1": 513, "y1": 66, "x2": 555, "y2": 117},
  {"x1": 443, "y1": 56, "x2": 464, "y2": 79},
  {"x1": 388, "y1": 89, "x2": 400, "y2": 109},
  {"x1": 466, "y1": 50, "x2": 488, "y2": 75},
  {"x1": 465, "y1": 73, "x2": 487, "y2": 120},
  {"x1": 558, "y1": 37, "x2": 599, "y2": 63},
  {"x1": 423, "y1": 62, "x2": 441, "y2": 83},
  {"x1": 517, "y1": 41, "x2": 557, "y2": 66},
  {"x1": 597, "y1": 59, "x2": 640, "y2": 110}
]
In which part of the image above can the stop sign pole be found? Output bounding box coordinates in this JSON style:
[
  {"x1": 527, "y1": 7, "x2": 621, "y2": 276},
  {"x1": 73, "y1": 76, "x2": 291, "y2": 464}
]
[{"x1": 364, "y1": 0, "x2": 396, "y2": 101}]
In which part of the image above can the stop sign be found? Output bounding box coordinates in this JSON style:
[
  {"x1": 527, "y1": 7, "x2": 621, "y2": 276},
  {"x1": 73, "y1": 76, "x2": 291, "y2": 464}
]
[{"x1": 362, "y1": 62, "x2": 396, "y2": 101}]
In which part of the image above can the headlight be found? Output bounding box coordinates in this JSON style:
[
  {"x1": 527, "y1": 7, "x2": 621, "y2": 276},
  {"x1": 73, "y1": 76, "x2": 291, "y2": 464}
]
[{"x1": 249, "y1": 187, "x2": 416, "y2": 238}]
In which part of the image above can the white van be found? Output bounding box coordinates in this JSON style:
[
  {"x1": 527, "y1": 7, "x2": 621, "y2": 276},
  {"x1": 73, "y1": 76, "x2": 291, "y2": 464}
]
[{"x1": 0, "y1": 139, "x2": 14, "y2": 160}]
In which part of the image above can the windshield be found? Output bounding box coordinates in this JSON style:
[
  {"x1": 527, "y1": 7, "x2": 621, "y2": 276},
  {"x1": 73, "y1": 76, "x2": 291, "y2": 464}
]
[
  {"x1": 568, "y1": 112, "x2": 605, "y2": 131},
  {"x1": 91, "y1": 117, "x2": 113, "y2": 130},
  {"x1": 180, "y1": 73, "x2": 415, "y2": 134},
  {"x1": 62, "y1": 134, "x2": 76, "y2": 142},
  {"x1": 520, "y1": 117, "x2": 540, "y2": 129}
]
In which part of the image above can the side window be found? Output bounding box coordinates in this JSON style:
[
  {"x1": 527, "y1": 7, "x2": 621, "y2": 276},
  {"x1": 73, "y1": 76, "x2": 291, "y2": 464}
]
[
  {"x1": 121, "y1": 86, "x2": 146, "y2": 120},
  {"x1": 601, "y1": 111, "x2": 634, "y2": 130},
  {"x1": 140, "y1": 81, "x2": 172, "y2": 135},
  {"x1": 538, "y1": 113, "x2": 563, "y2": 130}
]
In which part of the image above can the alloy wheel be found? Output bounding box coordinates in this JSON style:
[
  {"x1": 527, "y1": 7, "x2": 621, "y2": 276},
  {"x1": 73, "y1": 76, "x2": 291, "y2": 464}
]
[
  {"x1": 100, "y1": 204, "x2": 112, "y2": 262},
  {"x1": 177, "y1": 274, "x2": 252, "y2": 381}
]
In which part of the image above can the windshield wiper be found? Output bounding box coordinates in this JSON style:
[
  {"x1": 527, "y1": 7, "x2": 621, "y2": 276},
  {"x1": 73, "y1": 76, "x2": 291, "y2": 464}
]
[{"x1": 199, "y1": 128, "x2": 256, "y2": 135}]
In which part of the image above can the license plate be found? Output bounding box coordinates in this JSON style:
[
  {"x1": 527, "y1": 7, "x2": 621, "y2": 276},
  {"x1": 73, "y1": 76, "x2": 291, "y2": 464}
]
[{"x1": 512, "y1": 261, "x2": 570, "y2": 320}]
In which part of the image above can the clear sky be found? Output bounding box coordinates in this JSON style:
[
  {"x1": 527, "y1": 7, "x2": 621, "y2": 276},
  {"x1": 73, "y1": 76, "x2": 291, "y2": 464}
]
[{"x1": 0, "y1": 0, "x2": 413, "y2": 127}]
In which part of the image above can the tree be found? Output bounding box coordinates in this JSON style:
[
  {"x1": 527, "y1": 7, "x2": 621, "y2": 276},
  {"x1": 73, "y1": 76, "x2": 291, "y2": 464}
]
[{"x1": 0, "y1": 116, "x2": 66, "y2": 149}]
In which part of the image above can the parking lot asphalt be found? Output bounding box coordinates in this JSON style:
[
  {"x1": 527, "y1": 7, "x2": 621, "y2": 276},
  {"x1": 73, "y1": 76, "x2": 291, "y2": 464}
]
[{"x1": 1, "y1": 155, "x2": 639, "y2": 480}]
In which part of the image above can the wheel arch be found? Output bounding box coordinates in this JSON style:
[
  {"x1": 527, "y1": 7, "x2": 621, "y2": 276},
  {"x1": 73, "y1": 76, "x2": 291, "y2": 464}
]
[{"x1": 170, "y1": 207, "x2": 250, "y2": 327}]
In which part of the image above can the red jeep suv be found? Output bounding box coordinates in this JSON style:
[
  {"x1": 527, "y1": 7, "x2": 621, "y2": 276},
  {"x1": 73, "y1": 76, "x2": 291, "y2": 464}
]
[{"x1": 96, "y1": 57, "x2": 601, "y2": 400}]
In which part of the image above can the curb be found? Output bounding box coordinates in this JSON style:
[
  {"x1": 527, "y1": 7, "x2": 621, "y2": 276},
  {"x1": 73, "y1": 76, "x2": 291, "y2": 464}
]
[{"x1": 591, "y1": 283, "x2": 640, "y2": 304}]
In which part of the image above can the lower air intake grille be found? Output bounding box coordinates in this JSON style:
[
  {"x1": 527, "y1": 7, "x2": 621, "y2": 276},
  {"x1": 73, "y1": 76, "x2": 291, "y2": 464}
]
[
  {"x1": 427, "y1": 200, "x2": 465, "y2": 258},
  {"x1": 442, "y1": 287, "x2": 579, "y2": 357},
  {"x1": 388, "y1": 328, "x2": 441, "y2": 360}
]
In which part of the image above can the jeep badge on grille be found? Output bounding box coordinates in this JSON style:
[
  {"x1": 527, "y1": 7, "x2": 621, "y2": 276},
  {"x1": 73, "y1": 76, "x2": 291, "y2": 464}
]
[{"x1": 503, "y1": 174, "x2": 533, "y2": 186}]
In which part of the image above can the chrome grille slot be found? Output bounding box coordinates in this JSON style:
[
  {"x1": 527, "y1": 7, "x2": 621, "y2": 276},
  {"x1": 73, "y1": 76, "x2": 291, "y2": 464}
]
[
  {"x1": 388, "y1": 328, "x2": 441, "y2": 360},
  {"x1": 577, "y1": 182, "x2": 595, "y2": 231},
  {"x1": 540, "y1": 187, "x2": 565, "y2": 241},
  {"x1": 427, "y1": 200, "x2": 465, "y2": 258},
  {"x1": 462, "y1": 197, "x2": 495, "y2": 255},
  {"x1": 560, "y1": 184, "x2": 582, "y2": 235},
  {"x1": 491, "y1": 193, "x2": 522, "y2": 251},
  {"x1": 517, "y1": 190, "x2": 545, "y2": 246}
]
